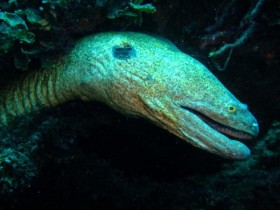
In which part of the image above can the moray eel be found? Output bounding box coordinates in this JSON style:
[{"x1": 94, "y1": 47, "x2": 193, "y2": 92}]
[{"x1": 0, "y1": 32, "x2": 259, "y2": 159}]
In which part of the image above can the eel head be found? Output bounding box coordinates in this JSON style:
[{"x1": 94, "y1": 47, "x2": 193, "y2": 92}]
[{"x1": 77, "y1": 32, "x2": 259, "y2": 159}]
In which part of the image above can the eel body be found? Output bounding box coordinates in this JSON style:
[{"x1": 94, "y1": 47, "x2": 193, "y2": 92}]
[{"x1": 0, "y1": 32, "x2": 259, "y2": 159}]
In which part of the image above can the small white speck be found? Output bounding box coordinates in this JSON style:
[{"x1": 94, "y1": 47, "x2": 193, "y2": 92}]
[{"x1": 252, "y1": 123, "x2": 258, "y2": 127}]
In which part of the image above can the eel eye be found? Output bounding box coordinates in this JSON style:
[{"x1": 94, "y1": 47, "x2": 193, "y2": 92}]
[
  {"x1": 227, "y1": 105, "x2": 236, "y2": 113},
  {"x1": 112, "y1": 43, "x2": 136, "y2": 60}
]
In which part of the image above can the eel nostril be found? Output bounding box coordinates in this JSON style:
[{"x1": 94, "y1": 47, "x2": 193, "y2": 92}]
[{"x1": 251, "y1": 122, "x2": 259, "y2": 134}]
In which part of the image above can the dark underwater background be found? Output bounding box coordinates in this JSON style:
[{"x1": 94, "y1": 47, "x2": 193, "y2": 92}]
[{"x1": 0, "y1": 0, "x2": 279, "y2": 209}]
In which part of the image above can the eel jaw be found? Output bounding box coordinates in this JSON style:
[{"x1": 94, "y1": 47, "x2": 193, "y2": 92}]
[
  {"x1": 176, "y1": 105, "x2": 258, "y2": 159},
  {"x1": 180, "y1": 105, "x2": 256, "y2": 140}
]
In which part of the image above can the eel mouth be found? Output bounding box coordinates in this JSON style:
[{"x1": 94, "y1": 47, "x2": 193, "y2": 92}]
[{"x1": 180, "y1": 106, "x2": 254, "y2": 140}]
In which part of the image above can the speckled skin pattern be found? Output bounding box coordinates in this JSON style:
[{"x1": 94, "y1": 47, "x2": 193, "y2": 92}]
[{"x1": 0, "y1": 32, "x2": 259, "y2": 159}]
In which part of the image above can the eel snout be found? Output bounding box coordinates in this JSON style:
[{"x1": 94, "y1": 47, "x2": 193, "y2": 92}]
[
  {"x1": 173, "y1": 104, "x2": 259, "y2": 160},
  {"x1": 180, "y1": 105, "x2": 258, "y2": 140}
]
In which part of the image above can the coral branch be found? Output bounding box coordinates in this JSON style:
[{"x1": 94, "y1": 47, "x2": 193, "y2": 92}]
[
  {"x1": 209, "y1": 23, "x2": 256, "y2": 58},
  {"x1": 207, "y1": 0, "x2": 265, "y2": 60},
  {"x1": 239, "y1": 0, "x2": 265, "y2": 30},
  {"x1": 205, "y1": 0, "x2": 237, "y2": 33}
]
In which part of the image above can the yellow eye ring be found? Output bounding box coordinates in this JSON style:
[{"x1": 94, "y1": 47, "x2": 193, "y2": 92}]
[{"x1": 227, "y1": 105, "x2": 236, "y2": 113}]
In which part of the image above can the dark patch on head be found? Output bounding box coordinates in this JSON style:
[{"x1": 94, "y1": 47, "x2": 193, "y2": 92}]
[{"x1": 113, "y1": 43, "x2": 136, "y2": 60}]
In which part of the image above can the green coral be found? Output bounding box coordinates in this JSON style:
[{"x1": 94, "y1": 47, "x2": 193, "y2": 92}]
[
  {"x1": 0, "y1": 12, "x2": 35, "y2": 51},
  {"x1": 0, "y1": 9, "x2": 45, "y2": 69},
  {"x1": 0, "y1": 148, "x2": 35, "y2": 194},
  {"x1": 108, "y1": 0, "x2": 156, "y2": 25},
  {"x1": 0, "y1": 0, "x2": 74, "y2": 70},
  {"x1": 0, "y1": 0, "x2": 157, "y2": 70}
]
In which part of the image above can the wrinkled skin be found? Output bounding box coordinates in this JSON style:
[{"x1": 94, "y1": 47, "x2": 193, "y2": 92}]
[{"x1": 0, "y1": 32, "x2": 259, "y2": 159}]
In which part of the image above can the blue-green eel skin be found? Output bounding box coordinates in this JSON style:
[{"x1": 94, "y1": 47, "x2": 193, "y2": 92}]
[{"x1": 0, "y1": 32, "x2": 259, "y2": 159}]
